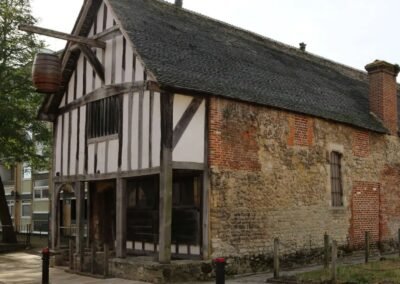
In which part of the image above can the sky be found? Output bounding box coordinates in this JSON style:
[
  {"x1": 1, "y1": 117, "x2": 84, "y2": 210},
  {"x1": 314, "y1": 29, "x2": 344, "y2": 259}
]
[{"x1": 31, "y1": 0, "x2": 400, "y2": 73}]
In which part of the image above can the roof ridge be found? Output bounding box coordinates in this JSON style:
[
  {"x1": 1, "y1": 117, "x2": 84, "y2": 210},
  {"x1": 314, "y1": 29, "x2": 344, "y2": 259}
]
[{"x1": 154, "y1": 0, "x2": 369, "y2": 83}]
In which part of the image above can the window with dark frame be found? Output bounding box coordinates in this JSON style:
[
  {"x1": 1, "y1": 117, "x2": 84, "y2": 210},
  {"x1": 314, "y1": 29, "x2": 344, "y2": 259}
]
[
  {"x1": 330, "y1": 151, "x2": 343, "y2": 207},
  {"x1": 87, "y1": 96, "x2": 120, "y2": 139}
]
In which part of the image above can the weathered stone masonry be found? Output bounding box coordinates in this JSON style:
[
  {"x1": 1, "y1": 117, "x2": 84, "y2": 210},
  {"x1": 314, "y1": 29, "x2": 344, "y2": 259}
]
[{"x1": 208, "y1": 95, "x2": 400, "y2": 258}]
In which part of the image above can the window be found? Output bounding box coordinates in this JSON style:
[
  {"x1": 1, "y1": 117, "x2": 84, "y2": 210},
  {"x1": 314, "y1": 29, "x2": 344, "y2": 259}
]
[
  {"x1": 34, "y1": 186, "x2": 49, "y2": 200},
  {"x1": 330, "y1": 151, "x2": 343, "y2": 207},
  {"x1": 23, "y1": 166, "x2": 31, "y2": 180},
  {"x1": 21, "y1": 201, "x2": 31, "y2": 218},
  {"x1": 87, "y1": 96, "x2": 120, "y2": 139}
]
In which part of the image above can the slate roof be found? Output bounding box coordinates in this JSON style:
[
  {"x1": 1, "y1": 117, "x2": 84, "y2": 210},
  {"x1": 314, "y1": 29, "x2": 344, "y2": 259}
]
[
  {"x1": 108, "y1": 0, "x2": 395, "y2": 133},
  {"x1": 41, "y1": 0, "x2": 400, "y2": 134}
]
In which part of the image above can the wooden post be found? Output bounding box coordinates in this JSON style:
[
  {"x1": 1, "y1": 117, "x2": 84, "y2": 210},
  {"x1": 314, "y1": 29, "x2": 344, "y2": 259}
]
[
  {"x1": 365, "y1": 231, "x2": 370, "y2": 263},
  {"x1": 91, "y1": 243, "x2": 96, "y2": 274},
  {"x1": 69, "y1": 239, "x2": 74, "y2": 270},
  {"x1": 331, "y1": 240, "x2": 337, "y2": 284},
  {"x1": 103, "y1": 243, "x2": 109, "y2": 277},
  {"x1": 398, "y1": 228, "x2": 400, "y2": 257},
  {"x1": 158, "y1": 92, "x2": 174, "y2": 264},
  {"x1": 116, "y1": 178, "x2": 127, "y2": 258},
  {"x1": 324, "y1": 233, "x2": 329, "y2": 269},
  {"x1": 75, "y1": 182, "x2": 85, "y2": 271},
  {"x1": 51, "y1": 184, "x2": 60, "y2": 249},
  {"x1": 273, "y1": 238, "x2": 280, "y2": 279}
]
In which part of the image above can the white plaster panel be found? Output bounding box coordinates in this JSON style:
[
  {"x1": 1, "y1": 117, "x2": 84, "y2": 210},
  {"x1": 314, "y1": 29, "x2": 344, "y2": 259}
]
[
  {"x1": 76, "y1": 56, "x2": 83, "y2": 99},
  {"x1": 88, "y1": 143, "x2": 95, "y2": 175},
  {"x1": 97, "y1": 3, "x2": 105, "y2": 34},
  {"x1": 152, "y1": 92, "x2": 161, "y2": 167},
  {"x1": 69, "y1": 109, "x2": 78, "y2": 175},
  {"x1": 105, "y1": 2, "x2": 115, "y2": 29},
  {"x1": 78, "y1": 106, "x2": 86, "y2": 175},
  {"x1": 115, "y1": 35, "x2": 123, "y2": 84},
  {"x1": 173, "y1": 99, "x2": 205, "y2": 163},
  {"x1": 173, "y1": 94, "x2": 192, "y2": 128},
  {"x1": 121, "y1": 93, "x2": 129, "y2": 171},
  {"x1": 142, "y1": 91, "x2": 150, "y2": 168},
  {"x1": 131, "y1": 93, "x2": 139, "y2": 170},
  {"x1": 55, "y1": 116, "x2": 62, "y2": 175},
  {"x1": 62, "y1": 113, "x2": 69, "y2": 176},
  {"x1": 104, "y1": 40, "x2": 113, "y2": 85},
  {"x1": 124, "y1": 38, "x2": 134, "y2": 83},
  {"x1": 107, "y1": 139, "x2": 119, "y2": 173},
  {"x1": 97, "y1": 141, "x2": 106, "y2": 174},
  {"x1": 135, "y1": 58, "x2": 144, "y2": 82},
  {"x1": 59, "y1": 91, "x2": 66, "y2": 108}
]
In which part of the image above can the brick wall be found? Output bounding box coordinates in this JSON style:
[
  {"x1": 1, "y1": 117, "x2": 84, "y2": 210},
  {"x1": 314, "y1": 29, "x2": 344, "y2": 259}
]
[
  {"x1": 352, "y1": 130, "x2": 370, "y2": 157},
  {"x1": 366, "y1": 61, "x2": 399, "y2": 135},
  {"x1": 288, "y1": 114, "x2": 314, "y2": 146},
  {"x1": 349, "y1": 181, "x2": 380, "y2": 248},
  {"x1": 207, "y1": 95, "x2": 400, "y2": 260},
  {"x1": 209, "y1": 97, "x2": 261, "y2": 171}
]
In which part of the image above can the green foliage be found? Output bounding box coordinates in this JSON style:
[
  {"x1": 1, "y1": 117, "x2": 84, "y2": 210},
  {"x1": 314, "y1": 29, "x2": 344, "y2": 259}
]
[{"x1": 0, "y1": 0, "x2": 51, "y2": 170}]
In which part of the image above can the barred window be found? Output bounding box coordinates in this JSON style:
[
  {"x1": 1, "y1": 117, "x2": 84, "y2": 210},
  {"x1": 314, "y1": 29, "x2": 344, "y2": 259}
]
[
  {"x1": 87, "y1": 96, "x2": 120, "y2": 139},
  {"x1": 330, "y1": 151, "x2": 343, "y2": 207}
]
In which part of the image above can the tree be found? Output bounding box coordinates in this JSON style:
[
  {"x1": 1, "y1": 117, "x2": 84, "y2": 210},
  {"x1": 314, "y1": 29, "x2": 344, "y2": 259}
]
[{"x1": 0, "y1": 0, "x2": 51, "y2": 243}]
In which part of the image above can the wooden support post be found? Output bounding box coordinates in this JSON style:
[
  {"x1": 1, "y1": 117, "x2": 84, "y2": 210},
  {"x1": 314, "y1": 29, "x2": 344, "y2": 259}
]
[
  {"x1": 273, "y1": 238, "x2": 280, "y2": 279},
  {"x1": 331, "y1": 240, "x2": 337, "y2": 284},
  {"x1": 365, "y1": 231, "x2": 370, "y2": 263},
  {"x1": 158, "y1": 92, "x2": 174, "y2": 264},
  {"x1": 398, "y1": 228, "x2": 400, "y2": 257},
  {"x1": 103, "y1": 243, "x2": 109, "y2": 277},
  {"x1": 116, "y1": 178, "x2": 127, "y2": 258},
  {"x1": 69, "y1": 239, "x2": 74, "y2": 271},
  {"x1": 76, "y1": 182, "x2": 85, "y2": 267},
  {"x1": 51, "y1": 184, "x2": 60, "y2": 249},
  {"x1": 324, "y1": 233, "x2": 330, "y2": 269},
  {"x1": 91, "y1": 244, "x2": 96, "y2": 274}
]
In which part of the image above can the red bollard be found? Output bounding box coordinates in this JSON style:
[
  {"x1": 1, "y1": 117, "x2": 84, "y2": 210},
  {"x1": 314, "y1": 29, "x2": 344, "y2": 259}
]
[
  {"x1": 42, "y1": 247, "x2": 50, "y2": 284},
  {"x1": 214, "y1": 257, "x2": 225, "y2": 284}
]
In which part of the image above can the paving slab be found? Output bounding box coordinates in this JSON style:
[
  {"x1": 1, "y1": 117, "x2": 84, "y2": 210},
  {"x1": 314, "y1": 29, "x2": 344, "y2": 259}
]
[{"x1": 0, "y1": 252, "x2": 147, "y2": 284}]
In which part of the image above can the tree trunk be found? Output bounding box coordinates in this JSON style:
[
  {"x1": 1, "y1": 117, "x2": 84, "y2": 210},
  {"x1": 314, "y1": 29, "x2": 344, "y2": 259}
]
[{"x1": 0, "y1": 175, "x2": 17, "y2": 243}]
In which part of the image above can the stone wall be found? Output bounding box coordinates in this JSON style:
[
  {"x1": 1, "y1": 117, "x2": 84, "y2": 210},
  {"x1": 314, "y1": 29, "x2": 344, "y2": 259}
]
[{"x1": 208, "y1": 95, "x2": 400, "y2": 259}]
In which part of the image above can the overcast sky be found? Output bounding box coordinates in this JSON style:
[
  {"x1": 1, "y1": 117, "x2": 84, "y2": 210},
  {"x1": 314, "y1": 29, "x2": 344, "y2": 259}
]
[{"x1": 31, "y1": 0, "x2": 400, "y2": 73}]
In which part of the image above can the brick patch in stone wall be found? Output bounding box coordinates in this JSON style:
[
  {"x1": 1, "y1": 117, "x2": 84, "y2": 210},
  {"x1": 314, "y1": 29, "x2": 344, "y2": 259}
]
[
  {"x1": 208, "y1": 97, "x2": 261, "y2": 170},
  {"x1": 350, "y1": 181, "x2": 380, "y2": 248},
  {"x1": 352, "y1": 130, "x2": 370, "y2": 157},
  {"x1": 288, "y1": 114, "x2": 313, "y2": 146}
]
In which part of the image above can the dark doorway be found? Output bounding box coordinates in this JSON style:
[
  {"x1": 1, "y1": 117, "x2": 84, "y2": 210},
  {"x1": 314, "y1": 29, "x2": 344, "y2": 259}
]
[{"x1": 89, "y1": 180, "x2": 116, "y2": 249}]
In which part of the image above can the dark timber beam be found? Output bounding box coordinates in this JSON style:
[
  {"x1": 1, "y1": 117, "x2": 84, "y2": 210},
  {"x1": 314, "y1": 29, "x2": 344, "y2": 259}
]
[
  {"x1": 59, "y1": 81, "x2": 146, "y2": 115},
  {"x1": 73, "y1": 43, "x2": 105, "y2": 83},
  {"x1": 173, "y1": 97, "x2": 203, "y2": 149},
  {"x1": 159, "y1": 92, "x2": 174, "y2": 264},
  {"x1": 75, "y1": 182, "x2": 85, "y2": 268},
  {"x1": 19, "y1": 24, "x2": 106, "y2": 49},
  {"x1": 116, "y1": 178, "x2": 127, "y2": 258},
  {"x1": 91, "y1": 25, "x2": 120, "y2": 41}
]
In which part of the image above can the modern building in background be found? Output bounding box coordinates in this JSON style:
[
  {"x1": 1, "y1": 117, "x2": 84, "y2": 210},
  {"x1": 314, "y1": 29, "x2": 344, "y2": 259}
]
[{"x1": 0, "y1": 163, "x2": 50, "y2": 234}]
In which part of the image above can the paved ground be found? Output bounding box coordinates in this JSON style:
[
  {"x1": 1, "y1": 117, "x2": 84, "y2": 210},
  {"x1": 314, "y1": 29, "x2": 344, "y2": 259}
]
[
  {"x1": 0, "y1": 251, "x2": 396, "y2": 283},
  {"x1": 0, "y1": 252, "x2": 147, "y2": 284}
]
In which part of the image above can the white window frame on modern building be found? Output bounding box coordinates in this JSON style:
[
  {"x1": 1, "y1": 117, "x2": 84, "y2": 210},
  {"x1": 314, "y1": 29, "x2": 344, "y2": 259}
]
[
  {"x1": 33, "y1": 186, "x2": 49, "y2": 200},
  {"x1": 32, "y1": 211, "x2": 49, "y2": 234},
  {"x1": 21, "y1": 201, "x2": 32, "y2": 219},
  {"x1": 23, "y1": 165, "x2": 32, "y2": 180},
  {"x1": 7, "y1": 200, "x2": 15, "y2": 218}
]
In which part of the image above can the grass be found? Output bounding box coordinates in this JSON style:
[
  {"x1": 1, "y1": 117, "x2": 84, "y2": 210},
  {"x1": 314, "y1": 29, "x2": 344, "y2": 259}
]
[{"x1": 296, "y1": 258, "x2": 400, "y2": 283}]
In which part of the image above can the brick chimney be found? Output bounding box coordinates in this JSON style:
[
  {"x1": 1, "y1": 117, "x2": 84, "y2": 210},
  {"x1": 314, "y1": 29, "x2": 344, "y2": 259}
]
[
  {"x1": 365, "y1": 60, "x2": 400, "y2": 135},
  {"x1": 175, "y1": 0, "x2": 183, "y2": 8}
]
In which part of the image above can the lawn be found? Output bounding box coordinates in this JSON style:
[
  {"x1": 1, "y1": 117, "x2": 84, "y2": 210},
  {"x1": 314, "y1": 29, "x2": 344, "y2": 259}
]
[{"x1": 297, "y1": 258, "x2": 400, "y2": 283}]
